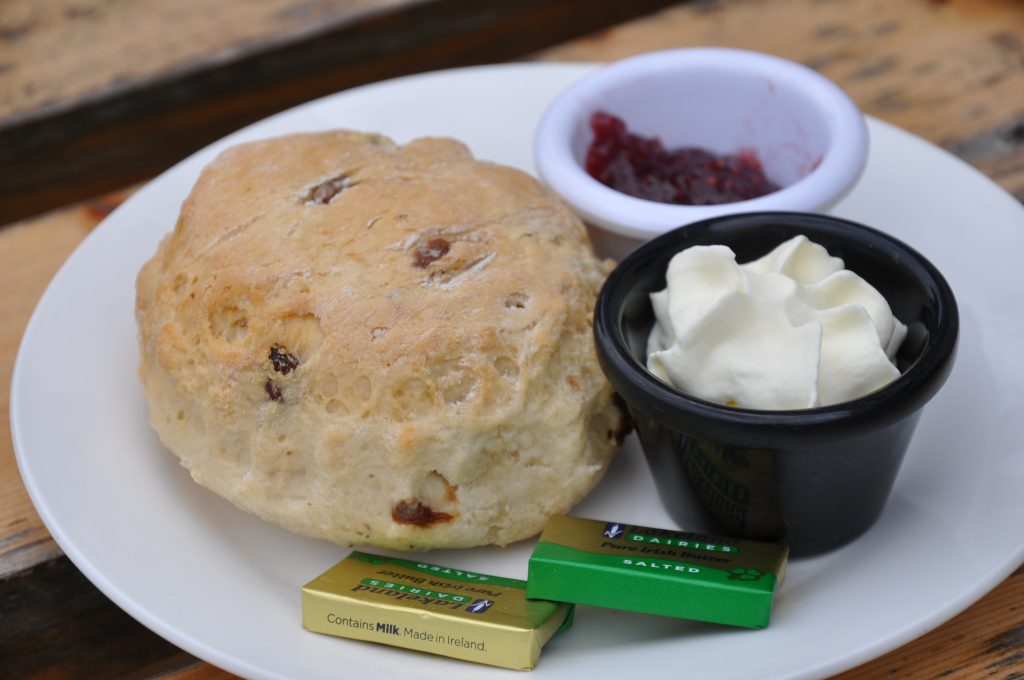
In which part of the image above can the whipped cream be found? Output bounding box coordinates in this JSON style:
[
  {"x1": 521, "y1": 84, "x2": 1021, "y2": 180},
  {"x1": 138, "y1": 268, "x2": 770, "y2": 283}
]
[{"x1": 647, "y1": 235, "x2": 907, "y2": 410}]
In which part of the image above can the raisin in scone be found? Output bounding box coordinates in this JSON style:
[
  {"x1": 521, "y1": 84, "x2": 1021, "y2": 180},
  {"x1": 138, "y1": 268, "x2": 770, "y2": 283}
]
[{"x1": 135, "y1": 130, "x2": 627, "y2": 550}]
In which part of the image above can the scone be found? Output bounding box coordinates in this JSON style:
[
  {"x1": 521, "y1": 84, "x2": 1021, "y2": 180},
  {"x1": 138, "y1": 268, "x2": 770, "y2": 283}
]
[{"x1": 135, "y1": 129, "x2": 627, "y2": 550}]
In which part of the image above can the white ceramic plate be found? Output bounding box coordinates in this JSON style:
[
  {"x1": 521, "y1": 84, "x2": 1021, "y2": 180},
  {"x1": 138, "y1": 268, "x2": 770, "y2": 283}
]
[{"x1": 12, "y1": 64, "x2": 1024, "y2": 680}]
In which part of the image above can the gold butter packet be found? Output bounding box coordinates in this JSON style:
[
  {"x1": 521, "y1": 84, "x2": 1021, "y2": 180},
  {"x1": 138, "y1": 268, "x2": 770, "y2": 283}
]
[{"x1": 302, "y1": 551, "x2": 573, "y2": 670}]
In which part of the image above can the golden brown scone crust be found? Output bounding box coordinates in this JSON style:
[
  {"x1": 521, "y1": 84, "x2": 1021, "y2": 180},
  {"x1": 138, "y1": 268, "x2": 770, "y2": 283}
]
[{"x1": 135, "y1": 130, "x2": 625, "y2": 550}]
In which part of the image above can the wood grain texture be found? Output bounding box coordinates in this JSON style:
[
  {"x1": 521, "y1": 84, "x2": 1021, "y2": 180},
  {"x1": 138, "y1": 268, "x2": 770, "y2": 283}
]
[
  {"x1": 0, "y1": 0, "x2": 680, "y2": 224},
  {"x1": 833, "y1": 565, "x2": 1024, "y2": 678},
  {"x1": 0, "y1": 556, "x2": 194, "y2": 679},
  {"x1": 0, "y1": 191, "x2": 130, "y2": 579},
  {"x1": 156, "y1": 665, "x2": 237, "y2": 680},
  {"x1": 0, "y1": 0, "x2": 413, "y2": 122}
]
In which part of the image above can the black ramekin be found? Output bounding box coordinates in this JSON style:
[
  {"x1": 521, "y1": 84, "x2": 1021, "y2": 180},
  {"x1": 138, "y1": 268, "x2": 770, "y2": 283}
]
[{"x1": 593, "y1": 212, "x2": 959, "y2": 556}]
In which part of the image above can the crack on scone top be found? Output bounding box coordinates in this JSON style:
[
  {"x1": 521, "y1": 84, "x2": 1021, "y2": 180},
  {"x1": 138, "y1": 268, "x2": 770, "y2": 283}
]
[
  {"x1": 426, "y1": 252, "x2": 496, "y2": 290},
  {"x1": 398, "y1": 228, "x2": 497, "y2": 285},
  {"x1": 304, "y1": 173, "x2": 358, "y2": 205}
]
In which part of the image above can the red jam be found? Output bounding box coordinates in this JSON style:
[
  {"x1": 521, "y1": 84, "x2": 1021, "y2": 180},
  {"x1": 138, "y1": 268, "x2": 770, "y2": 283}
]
[{"x1": 584, "y1": 111, "x2": 780, "y2": 205}]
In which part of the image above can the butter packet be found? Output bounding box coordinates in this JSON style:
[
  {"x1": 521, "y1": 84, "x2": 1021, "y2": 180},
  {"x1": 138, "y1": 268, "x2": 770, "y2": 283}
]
[
  {"x1": 302, "y1": 551, "x2": 573, "y2": 670},
  {"x1": 527, "y1": 516, "x2": 787, "y2": 629}
]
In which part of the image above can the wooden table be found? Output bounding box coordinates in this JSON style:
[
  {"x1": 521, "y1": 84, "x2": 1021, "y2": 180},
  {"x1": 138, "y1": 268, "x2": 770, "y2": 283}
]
[{"x1": 3, "y1": 0, "x2": 1023, "y2": 677}]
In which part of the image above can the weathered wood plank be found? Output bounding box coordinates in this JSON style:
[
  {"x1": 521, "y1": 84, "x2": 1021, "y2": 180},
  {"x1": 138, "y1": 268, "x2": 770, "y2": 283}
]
[
  {"x1": 0, "y1": 0, "x2": 414, "y2": 123},
  {"x1": 0, "y1": 0, "x2": 680, "y2": 224},
  {"x1": 0, "y1": 556, "x2": 195, "y2": 679},
  {"x1": 156, "y1": 665, "x2": 237, "y2": 680},
  {"x1": 0, "y1": 191, "x2": 131, "y2": 579},
  {"x1": 834, "y1": 566, "x2": 1024, "y2": 679}
]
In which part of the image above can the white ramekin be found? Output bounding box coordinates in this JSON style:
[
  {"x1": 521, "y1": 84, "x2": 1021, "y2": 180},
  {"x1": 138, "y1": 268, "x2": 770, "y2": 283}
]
[{"x1": 534, "y1": 48, "x2": 869, "y2": 253}]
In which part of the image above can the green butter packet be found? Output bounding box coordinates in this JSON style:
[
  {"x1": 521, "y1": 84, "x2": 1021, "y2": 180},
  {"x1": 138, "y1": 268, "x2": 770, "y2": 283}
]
[{"x1": 526, "y1": 515, "x2": 788, "y2": 629}]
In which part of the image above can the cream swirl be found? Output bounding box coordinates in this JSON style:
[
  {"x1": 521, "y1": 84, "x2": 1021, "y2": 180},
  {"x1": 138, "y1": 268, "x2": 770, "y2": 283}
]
[{"x1": 647, "y1": 235, "x2": 907, "y2": 409}]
